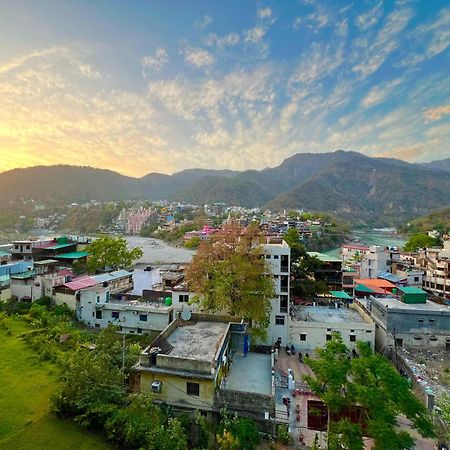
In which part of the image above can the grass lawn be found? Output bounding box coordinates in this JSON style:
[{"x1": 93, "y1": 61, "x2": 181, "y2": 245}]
[{"x1": 0, "y1": 316, "x2": 111, "y2": 450}]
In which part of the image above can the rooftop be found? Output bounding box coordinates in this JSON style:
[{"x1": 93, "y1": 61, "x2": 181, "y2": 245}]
[
  {"x1": 371, "y1": 297, "x2": 450, "y2": 313},
  {"x1": 355, "y1": 278, "x2": 396, "y2": 289},
  {"x1": 54, "y1": 251, "x2": 89, "y2": 259},
  {"x1": 166, "y1": 321, "x2": 229, "y2": 362},
  {"x1": 226, "y1": 353, "x2": 272, "y2": 395},
  {"x1": 34, "y1": 259, "x2": 59, "y2": 265},
  {"x1": 46, "y1": 243, "x2": 76, "y2": 250},
  {"x1": 296, "y1": 305, "x2": 367, "y2": 323},
  {"x1": 307, "y1": 251, "x2": 341, "y2": 263},
  {"x1": 398, "y1": 286, "x2": 427, "y2": 295}
]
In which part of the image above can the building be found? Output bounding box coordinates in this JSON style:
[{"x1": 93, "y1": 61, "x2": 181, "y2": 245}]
[
  {"x1": 419, "y1": 240, "x2": 450, "y2": 300},
  {"x1": 289, "y1": 303, "x2": 375, "y2": 352},
  {"x1": 264, "y1": 237, "x2": 290, "y2": 345},
  {"x1": 77, "y1": 286, "x2": 173, "y2": 334},
  {"x1": 307, "y1": 252, "x2": 342, "y2": 291},
  {"x1": 367, "y1": 294, "x2": 450, "y2": 351},
  {"x1": 133, "y1": 315, "x2": 275, "y2": 422},
  {"x1": 53, "y1": 269, "x2": 134, "y2": 310}
]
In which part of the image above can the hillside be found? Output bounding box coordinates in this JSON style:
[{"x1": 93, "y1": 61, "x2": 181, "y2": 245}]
[
  {"x1": 402, "y1": 207, "x2": 450, "y2": 233},
  {"x1": 418, "y1": 158, "x2": 450, "y2": 173},
  {"x1": 0, "y1": 151, "x2": 449, "y2": 225}
]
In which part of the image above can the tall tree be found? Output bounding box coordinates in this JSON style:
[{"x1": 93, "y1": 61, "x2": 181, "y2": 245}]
[
  {"x1": 184, "y1": 221, "x2": 275, "y2": 340},
  {"x1": 86, "y1": 235, "x2": 143, "y2": 273},
  {"x1": 403, "y1": 233, "x2": 441, "y2": 252},
  {"x1": 304, "y1": 334, "x2": 435, "y2": 450}
]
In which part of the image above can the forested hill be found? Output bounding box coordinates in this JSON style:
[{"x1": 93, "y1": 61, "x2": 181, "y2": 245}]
[{"x1": 0, "y1": 151, "x2": 449, "y2": 225}]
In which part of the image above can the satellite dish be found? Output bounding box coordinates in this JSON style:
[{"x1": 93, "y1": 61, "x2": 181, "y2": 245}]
[{"x1": 181, "y1": 308, "x2": 192, "y2": 321}]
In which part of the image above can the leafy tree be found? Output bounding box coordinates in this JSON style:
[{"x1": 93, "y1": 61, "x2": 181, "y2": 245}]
[
  {"x1": 86, "y1": 235, "x2": 143, "y2": 273},
  {"x1": 185, "y1": 221, "x2": 275, "y2": 340},
  {"x1": 283, "y1": 228, "x2": 329, "y2": 300},
  {"x1": 403, "y1": 233, "x2": 441, "y2": 252},
  {"x1": 184, "y1": 236, "x2": 201, "y2": 249},
  {"x1": 217, "y1": 409, "x2": 260, "y2": 450},
  {"x1": 304, "y1": 334, "x2": 435, "y2": 450}
]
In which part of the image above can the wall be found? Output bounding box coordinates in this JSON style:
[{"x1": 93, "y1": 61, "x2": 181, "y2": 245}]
[
  {"x1": 215, "y1": 389, "x2": 275, "y2": 418},
  {"x1": 53, "y1": 291, "x2": 77, "y2": 310},
  {"x1": 139, "y1": 371, "x2": 216, "y2": 411}
]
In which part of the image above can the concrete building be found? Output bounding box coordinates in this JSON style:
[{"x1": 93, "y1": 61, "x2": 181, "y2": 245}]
[
  {"x1": 264, "y1": 237, "x2": 290, "y2": 346},
  {"x1": 419, "y1": 240, "x2": 450, "y2": 300},
  {"x1": 367, "y1": 295, "x2": 450, "y2": 351},
  {"x1": 289, "y1": 304, "x2": 375, "y2": 352},
  {"x1": 77, "y1": 286, "x2": 173, "y2": 334},
  {"x1": 307, "y1": 252, "x2": 342, "y2": 291},
  {"x1": 134, "y1": 315, "x2": 275, "y2": 422}
]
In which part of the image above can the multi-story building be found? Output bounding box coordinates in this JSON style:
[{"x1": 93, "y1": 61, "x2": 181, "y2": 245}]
[
  {"x1": 133, "y1": 315, "x2": 275, "y2": 422},
  {"x1": 419, "y1": 240, "x2": 450, "y2": 300},
  {"x1": 307, "y1": 251, "x2": 342, "y2": 291},
  {"x1": 263, "y1": 237, "x2": 290, "y2": 346},
  {"x1": 77, "y1": 286, "x2": 173, "y2": 334}
]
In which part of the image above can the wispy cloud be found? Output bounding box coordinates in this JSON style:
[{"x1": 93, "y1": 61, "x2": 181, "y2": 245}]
[
  {"x1": 141, "y1": 48, "x2": 169, "y2": 76},
  {"x1": 292, "y1": 17, "x2": 302, "y2": 31},
  {"x1": 355, "y1": 1, "x2": 383, "y2": 31},
  {"x1": 194, "y1": 15, "x2": 212, "y2": 30},
  {"x1": 424, "y1": 104, "x2": 450, "y2": 121},
  {"x1": 180, "y1": 44, "x2": 215, "y2": 68},
  {"x1": 257, "y1": 7, "x2": 272, "y2": 19},
  {"x1": 361, "y1": 78, "x2": 404, "y2": 108},
  {"x1": 204, "y1": 32, "x2": 240, "y2": 50}
]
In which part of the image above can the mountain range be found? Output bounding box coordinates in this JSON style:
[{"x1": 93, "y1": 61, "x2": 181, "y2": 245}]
[{"x1": 1, "y1": 151, "x2": 449, "y2": 225}]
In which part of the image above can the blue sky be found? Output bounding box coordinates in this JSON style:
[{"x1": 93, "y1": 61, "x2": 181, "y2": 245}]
[{"x1": 0, "y1": 0, "x2": 449, "y2": 176}]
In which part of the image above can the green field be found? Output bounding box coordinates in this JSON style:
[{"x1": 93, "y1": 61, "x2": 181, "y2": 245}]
[{"x1": 0, "y1": 317, "x2": 111, "y2": 450}]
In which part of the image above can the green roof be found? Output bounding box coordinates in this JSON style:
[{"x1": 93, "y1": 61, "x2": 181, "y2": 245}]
[
  {"x1": 54, "y1": 251, "x2": 89, "y2": 259},
  {"x1": 354, "y1": 283, "x2": 375, "y2": 293},
  {"x1": 330, "y1": 290, "x2": 352, "y2": 300},
  {"x1": 46, "y1": 243, "x2": 75, "y2": 250},
  {"x1": 0, "y1": 250, "x2": 10, "y2": 258},
  {"x1": 10, "y1": 270, "x2": 35, "y2": 279},
  {"x1": 398, "y1": 286, "x2": 427, "y2": 295},
  {"x1": 307, "y1": 251, "x2": 341, "y2": 263}
]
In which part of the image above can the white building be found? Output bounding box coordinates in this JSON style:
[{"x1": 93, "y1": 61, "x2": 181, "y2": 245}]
[
  {"x1": 289, "y1": 304, "x2": 375, "y2": 352},
  {"x1": 419, "y1": 240, "x2": 450, "y2": 300},
  {"x1": 359, "y1": 245, "x2": 399, "y2": 279},
  {"x1": 77, "y1": 286, "x2": 174, "y2": 334},
  {"x1": 263, "y1": 238, "x2": 290, "y2": 346}
]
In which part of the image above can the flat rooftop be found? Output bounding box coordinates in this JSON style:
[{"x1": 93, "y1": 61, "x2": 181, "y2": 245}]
[
  {"x1": 227, "y1": 353, "x2": 272, "y2": 395},
  {"x1": 372, "y1": 297, "x2": 450, "y2": 313},
  {"x1": 297, "y1": 306, "x2": 366, "y2": 323},
  {"x1": 167, "y1": 321, "x2": 229, "y2": 362}
]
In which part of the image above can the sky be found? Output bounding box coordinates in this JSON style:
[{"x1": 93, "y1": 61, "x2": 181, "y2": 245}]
[{"x1": 0, "y1": 0, "x2": 449, "y2": 177}]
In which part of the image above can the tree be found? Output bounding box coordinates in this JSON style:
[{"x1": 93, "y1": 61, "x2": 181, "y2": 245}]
[
  {"x1": 403, "y1": 233, "x2": 441, "y2": 252},
  {"x1": 185, "y1": 221, "x2": 275, "y2": 340},
  {"x1": 184, "y1": 236, "x2": 201, "y2": 249},
  {"x1": 86, "y1": 235, "x2": 143, "y2": 273},
  {"x1": 217, "y1": 409, "x2": 260, "y2": 450},
  {"x1": 304, "y1": 334, "x2": 435, "y2": 450},
  {"x1": 283, "y1": 228, "x2": 328, "y2": 300}
]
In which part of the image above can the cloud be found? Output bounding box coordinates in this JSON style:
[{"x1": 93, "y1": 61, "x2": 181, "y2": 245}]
[
  {"x1": 424, "y1": 104, "x2": 450, "y2": 121},
  {"x1": 307, "y1": 12, "x2": 328, "y2": 30},
  {"x1": 361, "y1": 78, "x2": 404, "y2": 108},
  {"x1": 257, "y1": 7, "x2": 272, "y2": 19},
  {"x1": 355, "y1": 1, "x2": 383, "y2": 31},
  {"x1": 141, "y1": 48, "x2": 169, "y2": 76},
  {"x1": 352, "y1": 7, "x2": 414, "y2": 78},
  {"x1": 244, "y1": 26, "x2": 266, "y2": 44},
  {"x1": 180, "y1": 45, "x2": 215, "y2": 68},
  {"x1": 293, "y1": 17, "x2": 302, "y2": 31},
  {"x1": 194, "y1": 15, "x2": 212, "y2": 30},
  {"x1": 74, "y1": 62, "x2": 102, "y2": 79},
  {"x1": 0, "y1": 46, "x2": 70, "y2": 74},
  {"x1": 204, "y1": 32, "x2": 240, "y2": 50}
]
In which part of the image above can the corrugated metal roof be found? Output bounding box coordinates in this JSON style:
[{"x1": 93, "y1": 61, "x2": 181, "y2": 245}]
[
  {"x1": 46, "y1": 243, "x2": 75, "y2": 250},
  {"x1": 399, "y1": 286, "x2": 427, "y2": 295},
  {"x1": 54, "y1": 251, "x2": 88, "y2": 259},
  {"x1": 11, "y1": 270, "x2": 35, "y2": 279},
  {"x1": 355, "y1": 278, "x2": 396, "y2": 289},
  {"x1": 377, "y1": 271, "x2": 406, "y2": 283},
  {"x1": 63, "y1": 276, "x2": 96, "y2": 291},
  {"x1": 330, "y1": 290, "x2": 352, "y2": 300},
  {"x1": 92, "y1": 270, "x2": 132, "y2": 284}
]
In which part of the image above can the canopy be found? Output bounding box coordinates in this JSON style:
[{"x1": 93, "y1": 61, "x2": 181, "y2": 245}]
[
  {"x1": 329, "y1": 290, "x2": 352, "y2": 300},
  {"x1": 354, "y1": 284, "x2": 376, "y2": 293}
]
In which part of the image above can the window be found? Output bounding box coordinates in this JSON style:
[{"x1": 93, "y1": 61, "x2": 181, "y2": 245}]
[
  {"x1": 95, "y1": 310, "x2": 102, "y2": 319},
  {"x1": 137, "y1": 327, "x2": 142, "y2": 334},
  {"x1": 327, "y1": 328, "x2": 332, "y2": 332},
  {"x1": 275, "y1": 315, "x2": 285, "y2": 325},
  {"x1": 273, "y1": 255, "x2": 279, "y2": 259},
  {"x1": 350, "y1": 329, "x2": 355, "y2": 332},
  {"x1": 111, "y1": 311, "x2": 119, "y2": 319},
  {"x1": 326, "y1": 334, "x2": 332, "y2": 341},
  {"x1": 179, "y1": 294, "x2": 189, "y2": 303},
  {"x1": 94, "y1": 324, "x2": 100, "y2": 328},
  {"x1": 349, "y1": 335, "x2": 356, "y2": 342},
  {"x1": 430, "y1": 336, "x2": 438, "y2": 341},
  {"x1": 429, "y1": 319, "x2": 435, "y2": 324},
  {"x1": 187, "y1": 382, "x2": 200, "y2": 396},
  {"x1": 139, "y1": 314, "x2": 148, "y2": 322},
  {"x1": 26, "y1": 245, "x2": 30, "y2": 250},
  {"x1": 96, "y1": 296, "x2": 100, "y2": 303},
  {"x1": 106, "y1": 291, "x2": 110, "y2": 302},
  {"x1": 414, "y1": 276, "x2": 419, "y2": 282},
  {"x1": 414, "y1": 335, "x2": 422, "y2": 340},
  {"x1": 418, "y1": 319, "x2": 424, "y2": 324},
  {"x1": 366, "y1": 330, "x2": 372, "y2": 333},
  {"x1": 265, "y1": 255, "x2": 271, "y2": 259},
  {"x1": 15, "y1": 245, "x2": 19, "y2": 250},
  {"x1": 300, "y1": 334, "x2": 306, "y2": 341},
  {"x1": 280, "y1": 295, "x2": 288, "y2": 314}
]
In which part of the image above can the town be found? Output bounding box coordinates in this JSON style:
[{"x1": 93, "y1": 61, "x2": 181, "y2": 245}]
[{"x1": 0, "y1": 206, "x2": 449, "y2": 449}]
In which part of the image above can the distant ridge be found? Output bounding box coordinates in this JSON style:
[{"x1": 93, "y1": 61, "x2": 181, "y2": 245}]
[{"x1": 0, "y1": 152, "x2": 449, "y2": 225}]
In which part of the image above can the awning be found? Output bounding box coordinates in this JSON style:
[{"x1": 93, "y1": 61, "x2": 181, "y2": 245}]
[{"x1": 329, "y1": 290, "x2": 352, "y2": 300}]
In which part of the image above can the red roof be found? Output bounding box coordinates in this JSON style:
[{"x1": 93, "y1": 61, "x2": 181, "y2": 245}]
[
  {"x1": 355, "y1": 278, "x2": 396, "y2": 290},
  {"x1": 63, "y1": 276, "x2": 96, "y2": 291},
  {"x1": 58, "y1": 268, "x2": 74, "y2": 277},
  {"x1": 342, "y1": 244, "x2": 370, "y2": 251}
]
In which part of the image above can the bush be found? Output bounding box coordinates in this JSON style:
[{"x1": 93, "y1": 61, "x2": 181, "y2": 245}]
[{"x1": 277, "y1": 424, "x2": 293, "y2": 445}]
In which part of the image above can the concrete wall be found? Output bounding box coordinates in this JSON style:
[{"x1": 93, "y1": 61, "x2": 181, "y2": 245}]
[
  {"x1": 289, "y1": 319, "x2": 375, "y2": 351},
  {"x1": 215, "y1": 389, "x2": 275, "y2": 418},
  {"x1": 53, "y1": 291, "x2": 77, "y2": 310},
  {"x1": 139, "y1": 371, "x2": 216, "y2": 411},
  {"x1": 156, "y1": 354, "x2": 212, "y2": 374}
]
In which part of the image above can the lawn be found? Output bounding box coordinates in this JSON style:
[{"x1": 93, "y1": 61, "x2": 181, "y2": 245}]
[{"x1": 0, "y1": 316, "x2": 111, "y2": 450}]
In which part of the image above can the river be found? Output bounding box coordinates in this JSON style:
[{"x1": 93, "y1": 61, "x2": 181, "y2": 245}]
[{"x1": 324, "y1": 229, "x2": 407, "y2": 259}]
